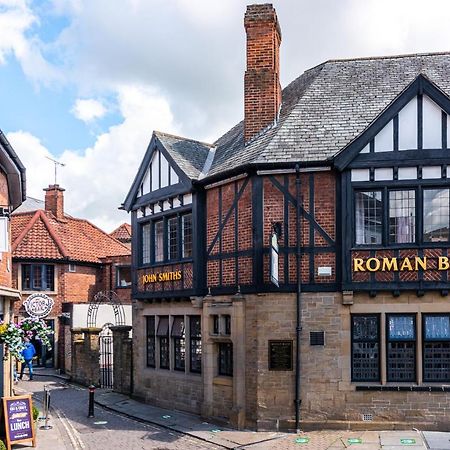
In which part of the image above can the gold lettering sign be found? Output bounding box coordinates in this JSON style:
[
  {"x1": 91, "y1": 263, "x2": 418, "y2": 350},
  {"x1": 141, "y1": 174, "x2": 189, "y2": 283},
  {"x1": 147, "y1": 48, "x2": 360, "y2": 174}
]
[
  {"x1": 352, "y1": 256, "x2": 450, "y2": 272},
  {"x1": 142, "y1": 270, "x2": 182, "y2": 284}
]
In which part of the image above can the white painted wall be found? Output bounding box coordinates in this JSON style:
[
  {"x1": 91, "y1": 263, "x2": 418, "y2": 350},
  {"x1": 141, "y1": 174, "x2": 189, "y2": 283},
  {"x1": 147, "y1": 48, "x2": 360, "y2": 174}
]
[{"x1": 72, "y1": 304, "x2": 132, "y2": 328}]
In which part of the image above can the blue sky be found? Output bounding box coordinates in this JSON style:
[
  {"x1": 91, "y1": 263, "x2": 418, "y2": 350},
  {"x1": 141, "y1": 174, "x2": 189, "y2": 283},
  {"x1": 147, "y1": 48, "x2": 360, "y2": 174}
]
[{"x1": 2, "y1": 0, "x2": 450, "y2": 231}]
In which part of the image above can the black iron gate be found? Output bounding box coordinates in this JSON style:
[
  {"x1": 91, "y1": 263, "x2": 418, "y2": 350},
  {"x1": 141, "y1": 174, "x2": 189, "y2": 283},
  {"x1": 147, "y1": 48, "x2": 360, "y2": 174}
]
[{"x1": 99, "y1": 325, "x2": 113, "y2": 389}]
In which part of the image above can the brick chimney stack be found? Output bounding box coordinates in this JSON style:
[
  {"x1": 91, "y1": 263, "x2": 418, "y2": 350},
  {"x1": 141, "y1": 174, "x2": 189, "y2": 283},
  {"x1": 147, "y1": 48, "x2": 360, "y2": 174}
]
[
  {"x1": 244, "y1": 3, "x2": 282, "y2": 143},
  {"x1": 44, "y1": 184, "x2": 65, "y2": 219}
]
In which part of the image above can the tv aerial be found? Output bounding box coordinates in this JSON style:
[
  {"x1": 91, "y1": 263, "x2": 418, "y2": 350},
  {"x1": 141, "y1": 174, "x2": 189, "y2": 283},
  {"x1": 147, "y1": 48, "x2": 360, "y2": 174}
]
[{"x1": 46, "y1": 156, "x2": 66, "y2": 185}]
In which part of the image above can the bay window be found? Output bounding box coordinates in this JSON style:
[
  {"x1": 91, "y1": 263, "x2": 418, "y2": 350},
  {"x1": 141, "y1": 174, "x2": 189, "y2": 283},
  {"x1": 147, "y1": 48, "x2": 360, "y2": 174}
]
[
  {"x1": 389, "y1": 190, "x2": 415, "y2": 243},
  {"x1": 355, "y1": 191, "x2": 382, "y2": 245},
  {"x1": 423, "y1": 189, "x2": 449, "y2": 242}
]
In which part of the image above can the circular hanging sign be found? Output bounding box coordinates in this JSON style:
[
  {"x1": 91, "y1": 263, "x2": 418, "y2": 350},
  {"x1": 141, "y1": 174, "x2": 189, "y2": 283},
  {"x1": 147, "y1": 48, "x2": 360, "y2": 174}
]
[{"x1": 24, "y1": 293, "x2": 54, "y2": 318}]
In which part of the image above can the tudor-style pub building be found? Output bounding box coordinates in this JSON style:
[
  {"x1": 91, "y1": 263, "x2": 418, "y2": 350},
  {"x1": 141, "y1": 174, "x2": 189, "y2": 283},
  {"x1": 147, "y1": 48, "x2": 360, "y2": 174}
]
[{"x1": 125, "y1": 3, "x2": 450, "y2": 431}]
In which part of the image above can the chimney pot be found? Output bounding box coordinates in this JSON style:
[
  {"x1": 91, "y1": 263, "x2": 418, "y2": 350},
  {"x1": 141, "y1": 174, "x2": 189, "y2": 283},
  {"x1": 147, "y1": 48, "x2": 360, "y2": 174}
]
[
  {"x1": 244, "y1": 3, "x2": 282, "y2": 143},
  {"x1": 44, "y1": 184, "x2": 65, "y2": 219}
]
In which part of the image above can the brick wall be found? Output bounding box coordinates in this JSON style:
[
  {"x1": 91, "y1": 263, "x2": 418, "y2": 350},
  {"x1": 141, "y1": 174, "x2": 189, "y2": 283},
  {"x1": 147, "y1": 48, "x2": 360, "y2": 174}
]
[{"x1": 206, "y1": 171, "x2": 337, "y2": 290}]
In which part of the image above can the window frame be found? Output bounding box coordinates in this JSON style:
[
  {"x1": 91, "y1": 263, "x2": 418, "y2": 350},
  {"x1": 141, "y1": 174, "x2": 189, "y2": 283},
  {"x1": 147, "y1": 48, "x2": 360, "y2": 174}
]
[
  {"x1": 139, "y1": 211, "x2": 194, "y2": 266},
  {"x1": 171, "y1": 316, "x2": 185, "y2": 372},
  {"x1": 352, "y1": 181, "x2": 450, "y2": 249},
  {"x1": 422, "y1": 313, "x2": 450, "y2": 382},
  {"x1": 218, "y1": 342, "x2": 233, "y2": 377},
  {"x1": 115, "y1": 265, "x2": 132, "y2": 288},
  {"x1": 146, "y1": 316, "x2": 156, "y2": 368},
  {"x1": 189, "y1": 316, "x2": 202, "y2": 374},
  {"x1": 21, "y1": 263, "x2": 55, "y2": 292},
  {"x1": 386, "y1": 313, "x2": 417, "y2": 383},
  {"x1": 351, "y1": 314, "x2": 381, "y2": 382}
]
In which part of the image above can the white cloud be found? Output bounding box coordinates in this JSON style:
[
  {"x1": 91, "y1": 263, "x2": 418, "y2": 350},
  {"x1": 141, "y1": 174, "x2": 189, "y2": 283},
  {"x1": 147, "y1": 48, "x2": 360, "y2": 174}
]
[
  {"x1": 71, "y1": 98, "x2": 107, "y2": 122},
  {"x1": 8, "y1": 83, "x2": 178, "y2": 232}
]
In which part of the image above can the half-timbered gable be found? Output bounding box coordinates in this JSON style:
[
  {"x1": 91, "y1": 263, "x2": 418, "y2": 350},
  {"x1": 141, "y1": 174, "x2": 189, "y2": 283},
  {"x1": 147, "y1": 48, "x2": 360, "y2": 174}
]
[
  {"x1": 335, "y1": 75, "x2": 450, "y2": 293},
  {"x1": 125, "y1": 131, "x2": 213, "y2": 298}
]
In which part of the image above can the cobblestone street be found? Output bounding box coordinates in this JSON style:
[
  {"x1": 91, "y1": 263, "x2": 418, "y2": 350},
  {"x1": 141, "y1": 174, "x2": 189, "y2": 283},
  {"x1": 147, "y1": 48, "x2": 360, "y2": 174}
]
[
  {"x1": 14, "y1": 372, "x2": 450, "y2": 450},
  {"x1": 16, "y1": 376, "x2": 223, "y2": 450}
]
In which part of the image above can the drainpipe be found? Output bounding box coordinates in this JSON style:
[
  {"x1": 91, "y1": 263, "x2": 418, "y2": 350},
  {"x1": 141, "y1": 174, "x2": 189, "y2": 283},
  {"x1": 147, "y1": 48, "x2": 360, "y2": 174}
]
[{"x1": 295, "y1": 163, "x2": 302, "y2": 432}]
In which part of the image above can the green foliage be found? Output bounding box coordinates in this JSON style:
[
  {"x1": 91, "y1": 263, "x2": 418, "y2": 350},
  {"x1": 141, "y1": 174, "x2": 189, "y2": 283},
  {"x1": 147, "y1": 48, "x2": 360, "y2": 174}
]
[
  {"x1": 32, "y1": 405, "x2": 40, "y2": 421},
  {"x1": 0, "y1": 439, "x2": 6, "y2": 450}
]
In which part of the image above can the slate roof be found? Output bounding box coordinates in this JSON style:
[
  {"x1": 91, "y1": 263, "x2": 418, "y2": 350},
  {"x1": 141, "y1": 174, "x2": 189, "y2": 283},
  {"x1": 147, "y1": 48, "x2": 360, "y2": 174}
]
[
  {"x1": 14, "y1": 197, "x2": 45, "y2": 214},
  {"x1": 154, "y1": 131, "x2": 213, "y2": 180},
  {"x1": 11, "y1": 210, "x2": 130, "y2": 263},
  {"x1": 146, "y1": 52, "x2": 450, "y2": 184},
  {"x1": 208, "y1": 52, "x2": 450, "y2": 176}
]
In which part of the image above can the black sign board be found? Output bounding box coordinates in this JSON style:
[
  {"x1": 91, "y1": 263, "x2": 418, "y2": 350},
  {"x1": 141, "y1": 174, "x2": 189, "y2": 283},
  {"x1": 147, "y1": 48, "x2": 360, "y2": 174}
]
[
  {"x1": 269, "y1": 340, "x2": 293, "y2": 371},
  {"x1": 2, "y1": 394, "x2": 36, "y2": 450}
]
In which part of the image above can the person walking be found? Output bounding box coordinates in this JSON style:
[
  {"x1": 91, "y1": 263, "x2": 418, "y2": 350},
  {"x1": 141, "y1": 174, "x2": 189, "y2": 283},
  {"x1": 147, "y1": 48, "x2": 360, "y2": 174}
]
[{"x1": 19, "y1": 337, "x2": 36, "y2": 381}]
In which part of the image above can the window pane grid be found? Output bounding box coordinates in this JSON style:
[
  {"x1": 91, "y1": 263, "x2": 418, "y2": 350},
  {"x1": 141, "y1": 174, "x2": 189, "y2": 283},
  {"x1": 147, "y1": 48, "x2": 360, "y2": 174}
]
[
  {"x1": 218, "y1": 342, "x2": 233, "y2": 376},
  {"x1": 142, "y1": 223, "x2": 151, "y2": 264},
  {"x1": 351, "y1": 316, "x2": 379, "y2": 381},
  {"x1": 423, "y1": 189, "x2": 450, "y2": 242},
  {"x1": 424, "y1": 315, "x2": 450, "y2": 382},
  {"x1": 190, "y1": 316, "x2": 202, "y2": 373},
  {"x1": 387, "y1": 315, "x2": 416, "y2": 382},
  {"x1": 154, "y1": 221, "x2": 164, "y2": 262},
  {"x1": 182, "y1": 214, "x2": 193, "y2": 258},
  {"x1": 355, "y1": 191, "x2": 382, "y2": 245},
  {"x1": 167, "y1": 217, "x2": 178, "y2": 260},
  {"x1": 389, "y1": 190, "x2": 415, "y2": 243},
  {"x1": 146, "y1": 316, "x2": 155, "y2": 368}
]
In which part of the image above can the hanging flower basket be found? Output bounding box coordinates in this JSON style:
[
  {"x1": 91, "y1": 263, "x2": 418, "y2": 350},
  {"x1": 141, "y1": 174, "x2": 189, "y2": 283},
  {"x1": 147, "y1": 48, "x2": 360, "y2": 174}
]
[{"x1": 0, "y1": 319, "x2": 53, "y2": 362}]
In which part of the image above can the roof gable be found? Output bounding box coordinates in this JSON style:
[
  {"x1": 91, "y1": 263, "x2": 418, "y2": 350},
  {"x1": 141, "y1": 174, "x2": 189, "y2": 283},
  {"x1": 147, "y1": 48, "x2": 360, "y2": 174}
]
[
  {"x1": 11, "y1": 210, "x2": 130, "y2": 263},
  {"x1": 334, "y1": 74, "x2": 450, "y2": 170},
  {"x1": 123, "y1": 131, "x2": 213, "y2": 211}
]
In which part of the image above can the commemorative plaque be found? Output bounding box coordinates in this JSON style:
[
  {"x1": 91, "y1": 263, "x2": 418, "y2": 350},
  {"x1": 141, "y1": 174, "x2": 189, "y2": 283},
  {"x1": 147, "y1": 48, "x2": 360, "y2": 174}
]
[{"x1": 269, "y1": 340, "x2": 293, "y2": 371}]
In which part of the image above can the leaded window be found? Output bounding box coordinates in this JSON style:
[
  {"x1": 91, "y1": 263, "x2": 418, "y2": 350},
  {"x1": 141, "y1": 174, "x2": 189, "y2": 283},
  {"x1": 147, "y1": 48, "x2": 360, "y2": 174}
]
[
  {"x1": 172, "y1": 316, "x2": 185, "y2": 371},
  {"x1": 218, "y1": 342, "x2": 233, "y2": 376},
  {"x1": 22, "y1": 264, "x2": 55, "y2": 291},
  {"x1": 157, "y1": 316, "x2": 169, "y2": 369},
  {"x1": 423, "y1": 189, "x2": 450, "y2": 242},
  {"x1": 142, "y1": 223, "x2": 151, "y2": 264},
  {"x1": 146, "y1": 316, "x2": 155, "y2": 368},
  {"x1": 389, "y1": 190, "x2": 415, "y2": 243},
  {"x1": 190, "y1": 316, "x2": 202, "y2": 373},
  {"x1": 154, "y1": 220, "x2": 164, "y2": 262},
  {"x1": 355, "y1": 191, "x2": 382, "y2": 245},
  {"x1": 351, "y1": 315, "x2": 380, "y2": 382},
  {"x1": 423, "y1": 315, "x2": 450, "y2": 382},
  {"x1": 387, "y1": 315, "x2": 416, "y2": 382},
  {"x1": 167, "y1": 217, "x2": 178, "y2": 260},
  {"x1": 182, "y1": 214, "x2": 193, "y2": 258}
]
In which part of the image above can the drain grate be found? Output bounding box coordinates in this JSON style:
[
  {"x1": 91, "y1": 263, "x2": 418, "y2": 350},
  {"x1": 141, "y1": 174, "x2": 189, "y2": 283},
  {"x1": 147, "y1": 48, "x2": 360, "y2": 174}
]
[{"x1": 362, "y1": 413, "x2": 373, "y2": 422}]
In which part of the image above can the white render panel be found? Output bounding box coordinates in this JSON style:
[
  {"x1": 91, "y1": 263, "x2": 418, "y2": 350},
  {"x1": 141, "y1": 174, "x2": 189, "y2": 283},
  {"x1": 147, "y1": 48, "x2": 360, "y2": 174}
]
[
  {"x1": 141, "y1": 168, "x2": 150, "y2": 196},
  {"x1": 399, "y1": 97, "x2": 417, "y2": 150},
  {"x1": 172, "y1": 197, "x2": 181, "y2": 208},
  {"x1": 153, "y1": 203, "x2": 161, "y2": 213},
  {"x1": 374, "y1": 167, "x2": 393, "y2": 181},
  {"x1": 374, "y1": 120, "x2": 394, "y2": 152},
  {"x1": 160, "y1": 153, "x2": 169, "y2": 188},
  {"x1": 72, "y1": 304, "x2": 132, "y2": 328},
  {"x1": 447, "y1": 114, "x2": 450, "y2": 149},
  {"x1": 0, "y1": 217, "x2": 8, "y2": 252},
  {"x1": 137, "y1": 209, "x2": 144, "y2": 219},
  {"x1": 351, "y1": 169, "x2": 370, "y2": 182},
  {"x1": 360, "y1": 143, "x2": 370, "y2": 154},
  {"x1": 170, "y1": 167, "x2": 179, "y2": 184},
  {"x1": 163, "y1": 200, "x2": 171, "y2": 211},
  {"x1": 422, "y1": 166, "x2": 442, "y2": 179},
  {"x1": 447, "y1": 166, "x2": 450, "y2": 178},
  {"x1": 422, "y1": 95, "x2": 442, "y2": 149},
  {"x1": 398, "y1": 167, "x2": 417, "y2": 180},
  {"x1": 145, "y1": 206, "x2": 152, "y2": 216},
  {"x1": 183, "y1": 193, "x2": 193, "y2": 205},
  {"x1": 151, "y1": 151, "x2": 159, "y2": 191}
]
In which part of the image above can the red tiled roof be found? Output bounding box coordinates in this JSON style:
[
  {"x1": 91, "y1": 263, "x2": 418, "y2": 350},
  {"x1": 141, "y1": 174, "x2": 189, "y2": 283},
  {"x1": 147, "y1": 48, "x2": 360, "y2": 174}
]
[
  {"x1": 11, "y1": 210, "x2": 130, "y2": 263},
  {"x1": 110, "y1": 223, "x2": 132, "y2": 242}
]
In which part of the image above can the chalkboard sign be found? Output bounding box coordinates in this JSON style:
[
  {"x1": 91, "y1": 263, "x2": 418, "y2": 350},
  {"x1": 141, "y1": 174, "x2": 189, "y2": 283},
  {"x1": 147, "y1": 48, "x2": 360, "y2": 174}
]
[
  {"x1": 2, "y1": 395, "x2": 36, "y2": 450},
  {"x1": 269, "y1": 340, "x2": 293, "y2": 371}
]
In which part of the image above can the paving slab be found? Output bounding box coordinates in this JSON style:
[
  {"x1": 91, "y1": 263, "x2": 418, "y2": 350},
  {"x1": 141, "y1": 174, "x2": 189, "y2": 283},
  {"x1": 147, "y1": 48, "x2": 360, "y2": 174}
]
[
  {"x1": 379, "y1": 431, "x2": 425, "y2": 448},
  {"x1": 422, "y1": 431, "x2": 450, "y2": 450}
]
